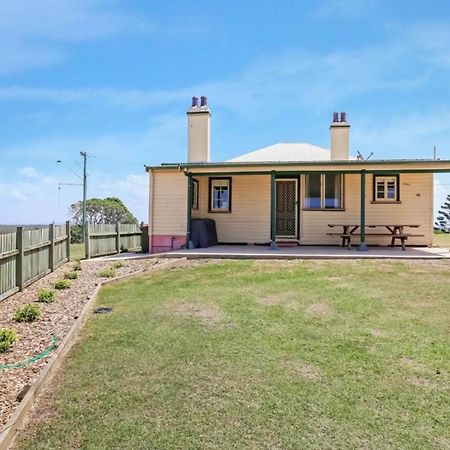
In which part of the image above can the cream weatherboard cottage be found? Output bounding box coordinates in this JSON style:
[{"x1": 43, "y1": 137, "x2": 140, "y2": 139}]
[{"x1": 145, "y1": 97, "x2": 450, "y2": 253}]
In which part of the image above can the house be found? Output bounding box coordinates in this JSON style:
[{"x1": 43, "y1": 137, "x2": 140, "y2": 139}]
[{"x1": 145, "y1": 97, "x2": 450, "y2": 253}]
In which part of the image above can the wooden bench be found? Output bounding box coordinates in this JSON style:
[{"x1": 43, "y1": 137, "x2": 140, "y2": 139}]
[{"x1": 327, "y1": 232, "x2": 424, "y2": 250}]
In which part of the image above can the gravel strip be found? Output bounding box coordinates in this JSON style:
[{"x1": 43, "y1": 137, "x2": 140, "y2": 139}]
[{"x1": 0, "y1": 256, "x2": 188, "y2": 430}]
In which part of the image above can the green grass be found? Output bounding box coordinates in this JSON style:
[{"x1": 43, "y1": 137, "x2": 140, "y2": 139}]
[
  {"x1": 17, "y1": 260, "x2": 450, "y2": 449},
  {"x1": 433, "y1": 230, "x2": 450, "y2": 247},
  {"x1": 69, "y1": 243, "x2": 85, "y2": 261}
]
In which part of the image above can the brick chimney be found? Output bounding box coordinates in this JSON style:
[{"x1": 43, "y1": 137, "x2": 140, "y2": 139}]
[
  {"x1": 187, "y1": 96, "x2": 210, "y2": 162},
  {"x1": 330, "y1": 112, "x2": 350, "y2": 160}
]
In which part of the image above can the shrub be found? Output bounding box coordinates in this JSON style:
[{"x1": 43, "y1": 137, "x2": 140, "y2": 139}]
[
  {"x1": 54, "y1": 279, "x2": 72, "y2": 289},
  {"x1": 113, "y1": 261, "x2": 124, "y2": 269},
  {"x1": 70, "y1": 224, "x2": 83, "y2": 244},
  {"x1": 64, "y1": 271, "x2": 79, "y2": 280},
  {"x1": 73, "y1": 260, "x2": 82, "y2": 271},
  {"x1": 98, "y1": 268, "x2": 116, "y2": 278},
  {"x1": 37, "y1": 288, "x2": 56, "y2": 303},
  {"x1": 14, "y1": 304, "x2": 41, "y2": 322},
  {"x1": 0, "y1": 328, "x2": 17, "y2": 352}
]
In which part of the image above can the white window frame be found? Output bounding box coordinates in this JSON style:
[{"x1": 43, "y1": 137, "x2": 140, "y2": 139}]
[
  {"x1": 374, "y1": 175, "x2": 399, "y2": 202},
  {"x1": 209, "y1": 177, "x2": 232, "y2": 212},
  {"x1": 303, "y1": 174, "x2": 344, "y2": 210}
]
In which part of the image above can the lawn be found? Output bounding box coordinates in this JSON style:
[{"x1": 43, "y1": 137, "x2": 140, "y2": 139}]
[
  {"x1": 16, "y1": 260, "x2": 450, "y2": 449},
  {"x1": 433, "y1": 230, "x2": 450, "y2": 247},
  {"x1": 69, "y1": 243, "x2": 85, "y2": 261}
]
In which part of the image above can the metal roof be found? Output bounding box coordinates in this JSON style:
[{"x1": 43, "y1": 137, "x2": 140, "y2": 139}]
[
  {"x1": 146, "y1": 158, "x2": 449, "y2": 170},
  {"x1": 227, "y1": 143, "x2": 333, "y2": 162}
]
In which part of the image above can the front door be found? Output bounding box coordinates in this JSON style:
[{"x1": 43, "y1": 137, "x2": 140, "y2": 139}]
[{"x1": 275, "y1": 179, "x2": 298, "y2": 239}]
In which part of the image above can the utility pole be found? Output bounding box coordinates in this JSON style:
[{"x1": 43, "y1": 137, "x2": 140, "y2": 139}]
[{"x1": 80, "y1": 151, "x2": 88, "y2": 243}]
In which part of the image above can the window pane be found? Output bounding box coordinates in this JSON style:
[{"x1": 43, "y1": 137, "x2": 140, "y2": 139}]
[
  {"x1": 324, "y1": 174, "x2": 342, "y2": 209},
  {"x1": 387, "y1": 180, "x2": 396, "y2": 199},
  {"x1": 192, "y1": 180, "x2": 198, "y2": 208},
  {"x1": 376, "y1": 180, "x2": 385, "y2": 199},
  {"x1": 213, "y1": 188, "x2": 220, "y2": 208},
  {"x1": 305, "y1": 174, "x2": 321, "y2": 208}
]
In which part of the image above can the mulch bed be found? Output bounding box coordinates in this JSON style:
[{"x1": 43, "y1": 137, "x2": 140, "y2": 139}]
[{"x1": 0, "y1": 256, "x2": 183, "y2": 430}]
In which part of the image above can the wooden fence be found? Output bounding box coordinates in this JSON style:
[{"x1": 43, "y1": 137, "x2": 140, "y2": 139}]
[
  {"x1": 85, "y1": 223, "x2": 143, "y2": 259},
  {"x1": 0, "y1": 222, "x2": 70, "y2": 302}
]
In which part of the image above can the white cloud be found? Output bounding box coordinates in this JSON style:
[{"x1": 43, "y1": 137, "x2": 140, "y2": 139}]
[
  {"x1": 0, "y1": 0, "x2": 150, "y2": 75},
  {"x1": 19, "y1": 166, "x2": 39, "y2": 178},
  {"x1": 351, "y1": 109, "x2": 450, "y2": 158},
  {"x1": 0, "y1": 115, "x2": 182, "y2": 223},
  {"x1": 0, "y1": 46, "x2": 427, "y2": 116},
  {"x1": 1, "y1": 19, "x2": 447, "y2": 116}
]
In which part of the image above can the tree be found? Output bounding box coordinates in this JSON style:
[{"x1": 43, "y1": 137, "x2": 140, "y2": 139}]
[
  {"x1": 435, "y1": 194, "x2": 450, "y2": 233},
  {"x1": 70, "y1": 197, "x2": 138, "y2": 226}
]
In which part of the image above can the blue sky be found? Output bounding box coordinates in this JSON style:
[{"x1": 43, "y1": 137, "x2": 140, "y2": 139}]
[{"x1": 1, "y1": 0, "x2": 450, "y2": 223}]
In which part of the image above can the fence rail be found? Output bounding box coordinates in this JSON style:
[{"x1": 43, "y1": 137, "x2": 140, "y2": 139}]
[
  {"x1": 0, "y1": 222, "x2": 70, "y2": 302},
  {"x1": 85, "y1": 223, "x2": 143, "y2": 259}
]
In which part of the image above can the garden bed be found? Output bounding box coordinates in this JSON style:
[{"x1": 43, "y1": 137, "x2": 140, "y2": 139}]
[{"x1": 0, "y1": 257, "x2": 180, "y2": 430}]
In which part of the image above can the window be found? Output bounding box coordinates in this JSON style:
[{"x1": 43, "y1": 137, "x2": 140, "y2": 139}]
[
  {"x1": 192, "y1": 179, "x2": 199, "y2": 209},
  {"x1": 373, "y1": 175, "x2": 399, "y2": 202},
  {"x1": 209, "y1": 177, "x2": 231, "y2": 212},
  {"x1": 304, "y1": 174, "x2": 343, "y2": 209}
]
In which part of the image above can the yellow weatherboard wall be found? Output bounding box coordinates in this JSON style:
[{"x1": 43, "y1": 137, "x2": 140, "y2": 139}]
[{"x1": 149, "y1": 166, "x2": 434, "y2": 248}]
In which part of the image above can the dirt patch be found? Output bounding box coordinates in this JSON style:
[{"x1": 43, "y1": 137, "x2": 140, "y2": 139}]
[
  {"x1": 256, "y1": 296, "x2": 282, "y2": 306},
  {"x1": 323, "y1": 275, "x2": 343, "y2": 282},
  {"x1": 306, "y1": 302, "x2": 331, "y2": 317},
  {"x1": 407, "y1": 375, "x2": 437, "y2": 388},
  {"x1": 400, "y1": 356, "x2": 430, "y2": 373},
  {"x1": 169, "y1": 303, "x2": 233, "y2": 329},
  {"x1": 284, "y1": 360, "x2": 321, "y2": 381},
  {"x1": 256, "y1": 292, "x2": 298, "y2": 309},
  {"x1": 370, "y1": 329, "x2": 386, "y2": 338}
]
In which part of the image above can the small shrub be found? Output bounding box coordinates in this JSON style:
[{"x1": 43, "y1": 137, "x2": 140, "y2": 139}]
[
  {"x1": 0, "y1": 328, "x2": 17, "y2": 352},
  {"x1": 64, "y1": 271, "x2": 79, "y2": 280},
  {"x1": 98, "y1": 268, "x2": 116, "y2": 278},
  {"x1": 113, "y1": 261, "x2": 124, "y2": 269},
  {"x1": 54, "y1": 279, "x2": 72, "y2": 290},
  {"x1": 37, "y1": 288, "x2": 56, "y2": 303},
  {"x1": 73, "y1": 260, "x2": 82, "y2": 271},
  {"x1": 14, "y1": 304, "x2": 41, "y2": 322}
]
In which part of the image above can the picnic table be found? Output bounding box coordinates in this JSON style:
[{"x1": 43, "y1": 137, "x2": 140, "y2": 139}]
[{"x1": 327, "y1": 224, "x2": 423, "y2": 250}]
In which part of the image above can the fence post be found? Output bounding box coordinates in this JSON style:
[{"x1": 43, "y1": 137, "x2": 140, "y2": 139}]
[
  {"x1": 49, "y1": 223, "x2": 55, "y2": 271},
  {"x1": 85, "y1": 223, "x2": 90, "y2": 259},
  {"x1": 16, "y1": 227, "x2": 24, "y2": 291},
  {"x1": 66, "y1": 221, "x2": 71, "y2": 261},
  {"x1": 116, "y1": 222, "x2": 121, "y2": 254}
]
